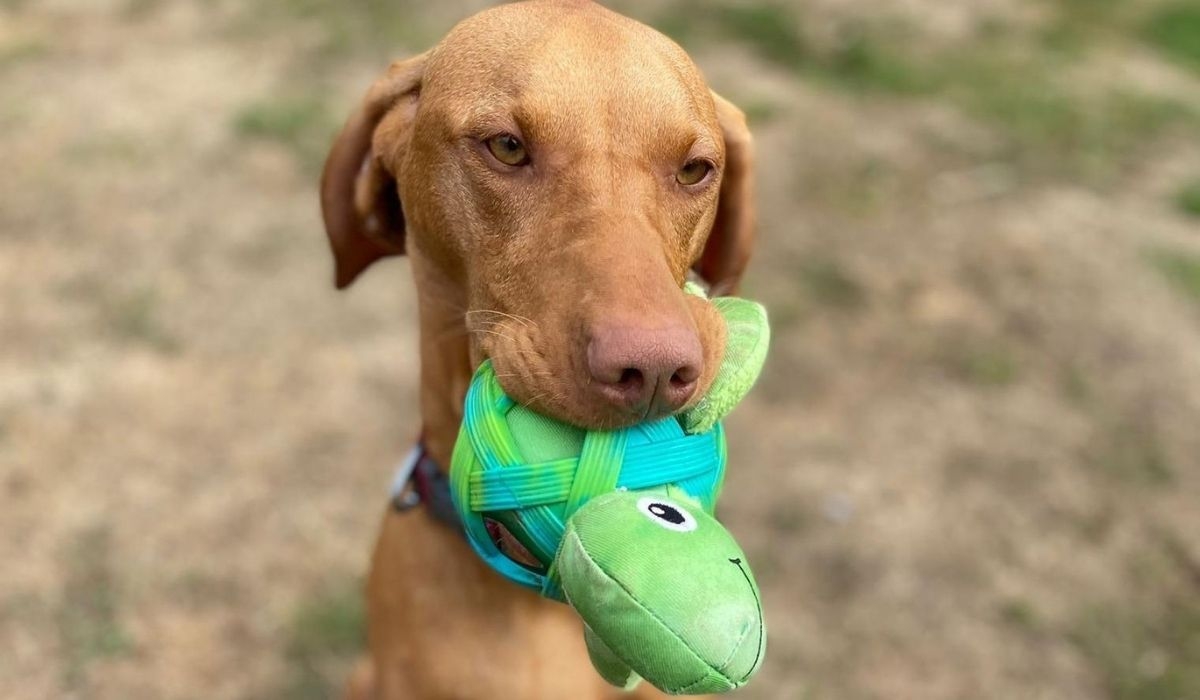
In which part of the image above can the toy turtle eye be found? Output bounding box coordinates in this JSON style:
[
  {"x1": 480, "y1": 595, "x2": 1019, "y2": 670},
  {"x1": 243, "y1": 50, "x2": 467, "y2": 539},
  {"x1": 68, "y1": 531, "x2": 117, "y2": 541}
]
[{"x1": 636, "y1": 496, "x2": 697, "y2": 532}]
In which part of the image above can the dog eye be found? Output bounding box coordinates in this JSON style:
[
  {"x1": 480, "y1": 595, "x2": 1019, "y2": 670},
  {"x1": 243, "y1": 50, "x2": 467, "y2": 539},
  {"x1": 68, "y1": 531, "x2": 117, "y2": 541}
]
[
  {"x1": 676, "y1": 159, "x2": 713, "y2": 186},
  {"x1": 636, "y1": 496, "x2": 698, "y2": 532},
  {"x1": 485, "y1": 134, "x2": 530, "y2": 167}
]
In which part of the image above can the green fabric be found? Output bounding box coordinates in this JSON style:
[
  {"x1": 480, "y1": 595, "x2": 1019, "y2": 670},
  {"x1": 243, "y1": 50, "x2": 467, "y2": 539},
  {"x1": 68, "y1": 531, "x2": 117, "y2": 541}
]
[
  {"x1": 681, "y1": 296, "x2": 770, "y2": 434},
  {"x1": 584, "y1": 624, "x2": 642, "y2": 690},
  {"x1": 558, "y1": 491, "x2": 765, "y2": 694},
  {"x1": 449, "y1": 293, "x2": 770, "y2": 695},
  {"x1": 508, "y1": 408, "x2": 585, "y2": 460}
]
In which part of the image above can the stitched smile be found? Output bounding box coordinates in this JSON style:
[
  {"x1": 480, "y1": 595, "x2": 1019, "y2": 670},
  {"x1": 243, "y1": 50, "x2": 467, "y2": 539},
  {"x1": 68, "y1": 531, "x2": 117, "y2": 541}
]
[{"x1": 728, "y1": 557, "x2": 764, "y2": 681}]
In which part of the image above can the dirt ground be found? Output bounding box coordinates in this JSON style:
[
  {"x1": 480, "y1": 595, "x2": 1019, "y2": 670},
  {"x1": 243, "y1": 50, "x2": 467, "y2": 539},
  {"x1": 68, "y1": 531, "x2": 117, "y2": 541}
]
[{"x1": 2, "y1": 1, "x2": 1199, "y2": 698}]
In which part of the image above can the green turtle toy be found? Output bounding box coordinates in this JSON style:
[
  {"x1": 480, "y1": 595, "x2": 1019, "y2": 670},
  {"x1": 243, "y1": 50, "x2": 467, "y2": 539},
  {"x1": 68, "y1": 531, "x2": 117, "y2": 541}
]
[{"x1": 450, "y1": 290, "x2": 770, "y2": 695}]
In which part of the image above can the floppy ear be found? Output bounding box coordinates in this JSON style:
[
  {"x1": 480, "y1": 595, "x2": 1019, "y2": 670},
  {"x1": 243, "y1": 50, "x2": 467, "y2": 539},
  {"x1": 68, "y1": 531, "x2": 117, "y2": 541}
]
[
  {"x1": 320, "y1": 52, "x2": 428, "y2": 289},
  {"x1": 694, "y1": 92, "x2": 756, "y2": 296}
]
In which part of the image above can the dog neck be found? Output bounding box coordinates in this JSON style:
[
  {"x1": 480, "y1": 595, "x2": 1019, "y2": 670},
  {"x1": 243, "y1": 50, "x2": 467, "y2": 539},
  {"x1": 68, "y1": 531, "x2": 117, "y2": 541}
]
[{"x1": 412, "y1": 257, "x2": 473, "y2": 470}]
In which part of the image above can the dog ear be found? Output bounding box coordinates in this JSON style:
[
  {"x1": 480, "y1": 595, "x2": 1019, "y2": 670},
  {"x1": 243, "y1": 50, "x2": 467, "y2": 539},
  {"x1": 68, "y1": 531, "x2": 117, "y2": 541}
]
[
  {"x1": 694, "y1": 91, "x2": 756, "y2": 295},
  {"x1": 320, "y1": 52, "x2": 428, "y2": 289}
]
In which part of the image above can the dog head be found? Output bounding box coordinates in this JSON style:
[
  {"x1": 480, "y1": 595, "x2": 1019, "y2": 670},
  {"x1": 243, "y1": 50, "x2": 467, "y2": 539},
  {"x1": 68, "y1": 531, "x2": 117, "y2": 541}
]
[{"x1": 321, "y1": 1, "x2": 755, "y2": 429}]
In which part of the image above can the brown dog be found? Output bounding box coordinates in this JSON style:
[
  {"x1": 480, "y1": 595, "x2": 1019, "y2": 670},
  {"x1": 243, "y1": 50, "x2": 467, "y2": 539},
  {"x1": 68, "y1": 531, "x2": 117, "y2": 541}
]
[{"x1": 321, "y1": 1, "x2": 755, "y2": 697}]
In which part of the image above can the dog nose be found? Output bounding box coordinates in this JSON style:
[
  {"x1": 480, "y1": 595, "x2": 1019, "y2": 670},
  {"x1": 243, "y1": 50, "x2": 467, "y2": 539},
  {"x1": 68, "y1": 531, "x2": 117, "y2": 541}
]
[{"x1": 587, "y1": 322, "x2": 702, "y2": 417}]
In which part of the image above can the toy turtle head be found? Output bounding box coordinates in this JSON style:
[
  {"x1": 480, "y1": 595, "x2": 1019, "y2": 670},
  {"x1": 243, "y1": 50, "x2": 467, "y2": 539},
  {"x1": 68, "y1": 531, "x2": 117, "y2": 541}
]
[
  {"x1": 557, "y1": 490, "x2": 765, "y2": 693},
  {"x1": 449, "y1": 293, "x2": 770, "y2": 694}
]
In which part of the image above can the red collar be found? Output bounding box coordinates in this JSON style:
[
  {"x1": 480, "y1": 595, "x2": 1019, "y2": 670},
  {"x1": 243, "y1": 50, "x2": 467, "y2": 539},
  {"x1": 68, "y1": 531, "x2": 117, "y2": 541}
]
[
  {"x1": 390, "y1": 441, "x2": 463, "y2": 533},
  {"x1": 390, "y1": 439, "x2": 541, "y2": 568}
]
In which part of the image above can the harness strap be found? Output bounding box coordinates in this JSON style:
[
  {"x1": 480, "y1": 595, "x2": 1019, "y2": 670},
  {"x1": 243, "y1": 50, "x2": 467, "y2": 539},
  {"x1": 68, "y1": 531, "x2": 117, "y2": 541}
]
[{"x1": 390, "y1": 442, "x2": 463, "y2": 534}]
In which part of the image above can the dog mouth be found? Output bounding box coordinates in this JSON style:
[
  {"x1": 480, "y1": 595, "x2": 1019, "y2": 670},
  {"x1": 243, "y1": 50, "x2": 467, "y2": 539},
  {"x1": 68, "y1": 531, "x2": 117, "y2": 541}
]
[
  {"x1": 468, "y1": 294, "x2": 722, "y2": 430},
  {"x1": 472, "y1": 322, "x2": 692, "y2": 431}
]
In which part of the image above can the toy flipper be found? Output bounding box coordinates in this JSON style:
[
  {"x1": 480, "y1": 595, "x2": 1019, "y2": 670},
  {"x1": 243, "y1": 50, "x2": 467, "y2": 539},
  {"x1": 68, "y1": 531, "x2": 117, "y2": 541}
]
[
  {"x1": 584, "y1": 624, "x2": 642, "y2": 691},
  {"x1": 682, "y1": 296, "x2": 770, "y2": 434}
]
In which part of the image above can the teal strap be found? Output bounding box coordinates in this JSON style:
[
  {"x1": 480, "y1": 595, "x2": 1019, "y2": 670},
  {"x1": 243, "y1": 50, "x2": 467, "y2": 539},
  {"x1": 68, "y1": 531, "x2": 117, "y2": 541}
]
[
  {"x1": 467, "y1": 432, "x2": 721, "y2": 511},
  {"x1": 563, "y1": 430, "x2": 626, "y2": 518},
  {"x1": 463, "y1": 369, "x2": 565, "y2": 562},
  {"x1": 451, "y1": 360, "x2": 728, "y2": 599},
  {"x1": 451, "y1": 364, "x2": 547, "y2": 591}
]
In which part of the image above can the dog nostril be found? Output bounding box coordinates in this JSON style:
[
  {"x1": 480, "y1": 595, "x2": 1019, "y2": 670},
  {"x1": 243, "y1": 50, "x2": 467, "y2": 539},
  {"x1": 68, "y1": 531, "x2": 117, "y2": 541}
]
[
  {"x1": 617, "y1": 368, "x2": 644, "y2": 389},
  {"x1": 587, "y1": 321, "x2": 704, "y2": 415},
  {"x1": 669, "y1": 365, "x2": 699, "y2": 388}
]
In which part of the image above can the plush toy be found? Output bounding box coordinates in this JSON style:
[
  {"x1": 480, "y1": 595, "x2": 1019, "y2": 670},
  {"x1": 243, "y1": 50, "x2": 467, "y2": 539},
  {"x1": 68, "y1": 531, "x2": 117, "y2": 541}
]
[{"x1": 449, "y1": 292, "x2": 769, "y2": 695}]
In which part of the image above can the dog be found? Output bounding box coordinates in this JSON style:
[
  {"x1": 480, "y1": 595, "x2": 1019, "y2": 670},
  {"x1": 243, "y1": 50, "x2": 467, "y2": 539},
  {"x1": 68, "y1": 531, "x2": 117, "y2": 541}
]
[{"x1": 320, "y1": 1, "x2": 755, "y2": 697}]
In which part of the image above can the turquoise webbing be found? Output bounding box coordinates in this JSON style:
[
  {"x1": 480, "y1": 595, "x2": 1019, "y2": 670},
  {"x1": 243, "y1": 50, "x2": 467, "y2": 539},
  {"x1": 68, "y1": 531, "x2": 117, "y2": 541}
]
[{"x1": 450, "y1": 361, "x2": 727, "y2": 599}]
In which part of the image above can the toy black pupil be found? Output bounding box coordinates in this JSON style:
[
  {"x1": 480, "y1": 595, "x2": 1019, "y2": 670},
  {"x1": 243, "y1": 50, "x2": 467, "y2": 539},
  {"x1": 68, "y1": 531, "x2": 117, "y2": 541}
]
[{"x1": 649, "y1": 503, "x2": 685, "y2": 525}]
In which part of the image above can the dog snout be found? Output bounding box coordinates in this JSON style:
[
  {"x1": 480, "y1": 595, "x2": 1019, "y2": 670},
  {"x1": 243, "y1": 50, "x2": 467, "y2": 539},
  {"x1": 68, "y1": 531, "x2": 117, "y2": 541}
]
[{"x1": 586, "y1": 321, "x2": 703, "y2": 418}]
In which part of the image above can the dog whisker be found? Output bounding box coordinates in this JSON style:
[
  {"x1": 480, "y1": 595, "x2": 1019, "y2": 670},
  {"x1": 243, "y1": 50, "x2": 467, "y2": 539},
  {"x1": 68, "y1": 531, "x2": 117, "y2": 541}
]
[
  {"x1": 520, "y1": 391, "x2": 550, "y2": 409},
  {"x1": 469, "y1": 328, "x2": 525, "y2": 346},
  {"x1": 466, "y1": 309, "x2": 537, "y2": 329},
  {"x1": 493, "y1": 370, "x2": 555, "y2": 381}
]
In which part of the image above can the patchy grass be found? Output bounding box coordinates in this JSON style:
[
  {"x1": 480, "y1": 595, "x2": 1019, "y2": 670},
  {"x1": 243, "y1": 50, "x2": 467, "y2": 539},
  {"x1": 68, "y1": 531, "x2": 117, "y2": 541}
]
[
  {"x1": 657, "y1": 2, "x2": 930, "y2": 95},
  {"x1": 816, "y1": 31, "x2": 934, "y2": 95},
  {"x1": 122, "y1": 0, "x2": 164, "y2": 19},
  {"x1": 884, "y1": 44, "x2": 1194, "y2": 179},
  {"x1": 227, "y1": 0, "x2": 432, "y2": 63},
  {"x1": 1054, "y1": 0, "x2": 1129, "y2": 24},
  {"x1": 660, "y1": 1, "x2": 1195, "y2": 181},
  {"x1": 234, "y1": 98, "x2": 327, "y2": 143},
  {"x1": 954, "y1": 60, "x2": 1078, "y2": 140},
  {"x1": 942, "y1": 447, "x2": 989, "y2": 487},
  {"x1": 10, "y1": 2, "x2": 1200, "y2": 699},
  {"x1": 215, "y1": 0, "x2": 1200, "y2": 185},
  {"x1": 797, "y1": 259, "x2": 866, "y2": 311},
  {"x1": 1073, "y1": 597, "x2": 1200, "y2": 700},
  {"x1": 1144, "y1": 2, "x2": 1200, "y2": 74},
  {"x1": 1040, "y1": 0, "x2": 1134, "y2": 53},
  {"x1": 738, "y1": 97, "x2": 785, "y2": 126},
  {"x1": 713, "y1": 3, "x2": 808, "y2": 69},
  {"x1": 104, "y1": 286, "x2": 178, "y2": 353},
  {"x1": 1087, "y1": 416, "x2": 1174, "y2": 486},
  {"x1": 57, "y1": 526, "x2": 133, "y2": 690},
  {"x1": 1072, "y1": 535, "x2": 1200, "y2": 699},
  {"x1": 1174, "y1": 180, "x2": 1200, "y2": 219},
  {"x1": 998, "y1": 598, "x2": 1041, "y2": 632},
  {"x1": 277, "y1": 582, "x2": 366, "y2": 700},
  {"x1": 961, "y1": 347, "x2": 1019, "y2": 386},
  {"x1": 767, "y1": 503, "x2": 812, "y2": 534},
  {"x1": 1059, "y1": 362, "x2": 1093, "y2": 406},
  {"x1": 233, "y1": 96, "x2": 336, "y2": 174},
  {"x1": 0, "y1": 36, "x2": 50, "y2": 70},
  {"x1": 1147, "y1": 249, "x2": 1200, "y2": 306},
  {"x1": 169, "y1": 570, "x2": 244, "y2": 610},
  {"x1": 655, "y1": 2, "x2": 808, "y2": 70},
  {"x1": 939, "y1": 338, "x2": 1021, "y2": 387},
  {"x1": 836, "y1": 157, "x2": 899, "y2": 215},
  {"x1": 65, "y1": 131, "x2": 146, "y2": 164},
  {"x1": 943, "y1": 55, "x2": 1194, "y2": 178}
]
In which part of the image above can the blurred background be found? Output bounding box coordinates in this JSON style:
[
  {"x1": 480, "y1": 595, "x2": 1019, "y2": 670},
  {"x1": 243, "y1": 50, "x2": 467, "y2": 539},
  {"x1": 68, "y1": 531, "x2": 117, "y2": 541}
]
[{"x1": 2, "y1": 0, "x2": 1199, "y2": 698}]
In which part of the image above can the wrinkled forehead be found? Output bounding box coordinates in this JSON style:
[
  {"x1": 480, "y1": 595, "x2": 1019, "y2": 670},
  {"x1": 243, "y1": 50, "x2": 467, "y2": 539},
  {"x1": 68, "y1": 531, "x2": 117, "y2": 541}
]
[{"x1": 423, "y1": 3, "x2": 720, "y2": 148}]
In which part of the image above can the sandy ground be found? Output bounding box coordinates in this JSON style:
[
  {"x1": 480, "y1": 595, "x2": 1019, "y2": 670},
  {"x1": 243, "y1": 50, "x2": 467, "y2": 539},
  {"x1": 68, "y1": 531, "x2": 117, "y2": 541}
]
[{"x1": 2, "y1": 1, "x2": 1199, "y2": 698}]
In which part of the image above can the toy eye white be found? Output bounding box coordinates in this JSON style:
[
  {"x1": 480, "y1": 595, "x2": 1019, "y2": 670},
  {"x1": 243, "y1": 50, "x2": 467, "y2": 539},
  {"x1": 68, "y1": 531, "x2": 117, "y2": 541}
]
[{"x1": 636, "y1": 497, "x2": 697, "y2": 532}]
